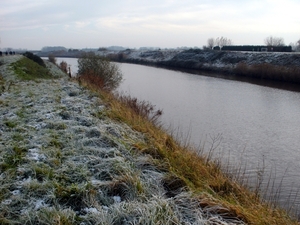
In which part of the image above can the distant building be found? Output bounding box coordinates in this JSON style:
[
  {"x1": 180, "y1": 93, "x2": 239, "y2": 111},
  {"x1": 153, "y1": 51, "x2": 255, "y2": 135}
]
[{"x1": 213, "y1": 45, "x2": 292, "y2": 52}]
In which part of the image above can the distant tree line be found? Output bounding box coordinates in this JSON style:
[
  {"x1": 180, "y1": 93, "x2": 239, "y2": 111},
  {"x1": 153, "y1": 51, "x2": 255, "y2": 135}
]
[
  {"x1": 206, "y1": 37, "x2": 233, "y2": 50},
  {"x1": 41, "y1": 46, "x2": 67, "y2": 52},
  {"x1": 205, "y1": 35, "x2": 298, "y2": 52}
]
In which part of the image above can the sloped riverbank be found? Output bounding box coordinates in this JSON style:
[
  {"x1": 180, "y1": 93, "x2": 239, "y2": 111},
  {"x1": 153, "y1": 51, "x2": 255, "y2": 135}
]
[
  {"x1": 111, "y1": 49, "x2": 300, "y2": 84},
  {"x1": 0, "y1": 55, "x2": 246, "y2": 224},
  {"x1": 0, "y1": 55, "x2": 297, "y2": 224}
]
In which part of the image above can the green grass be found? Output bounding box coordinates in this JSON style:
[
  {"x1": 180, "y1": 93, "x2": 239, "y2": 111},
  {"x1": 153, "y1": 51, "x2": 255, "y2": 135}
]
[
  {"x1": 12, "y1": 133, "x2": 24, "y2": 142},
  {"x1": 54, "y1": 182, "x2": 94, "y2": 212},
  {"x1": 10, "y1": 57, "x2": 52, "y2": 80},
  {"x1": 4, "y1": 120, "x2": 18, "y2": 128},
  {"x1": 32, "y1": 163, "x2": 54, "y2": 181},
  {"x1": 0, "y1": 146, "x2": 27, "y2": 171}
]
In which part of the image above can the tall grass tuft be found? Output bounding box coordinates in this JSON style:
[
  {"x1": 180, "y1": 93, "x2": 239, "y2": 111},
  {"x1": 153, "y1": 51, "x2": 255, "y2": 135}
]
[{"x1": 114, "y1": 94, "x2": 163, "y2": 126}]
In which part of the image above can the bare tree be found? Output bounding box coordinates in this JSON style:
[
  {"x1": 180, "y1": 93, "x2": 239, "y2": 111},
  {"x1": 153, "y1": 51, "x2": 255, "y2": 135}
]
[
  {"x1": 264, "y1": 36, "x2": 285, "y2": 46},
  {"x1": 289, "y1": 42, "x2": 296, "y2": 51},
  {"x1": 275, "y1": 37, "x2": 285, "y2": 46},
  {"x1": 215, "y1": 36, "x2": 232, "y2": 50},
  {"x1": 296, "y1": 39, "x2": 300, "y2": 52},
  {"x1": 207, "y1": 38, "x2": 215, "y2": 49},
  {"x1": 289, "y1": 39, "x2": 300, "y2": 52}
]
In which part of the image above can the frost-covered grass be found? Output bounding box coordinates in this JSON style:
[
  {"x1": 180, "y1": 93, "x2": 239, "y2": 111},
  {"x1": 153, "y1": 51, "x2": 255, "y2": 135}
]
[
  {"x1": 111, "y1": 49, "x2": 300, "y2": 84},
  {"x1": 0, "y1": 55, "x2": 297, "y2": 224}
]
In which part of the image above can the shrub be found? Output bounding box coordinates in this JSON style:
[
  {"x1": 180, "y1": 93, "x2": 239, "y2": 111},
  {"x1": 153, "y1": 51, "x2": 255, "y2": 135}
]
[
  {"x1": 23, "y1": 51, "x2": 46, "y2": 67},
  {"x1": 48, "y1": 54, "x2": 56, "y2": 64},
  {"x1": 59, "y1": 61, "x2": 68, "y2": 73},
  {"x1": 77, "y1": 52, "x2": 122, "y2": 90}
]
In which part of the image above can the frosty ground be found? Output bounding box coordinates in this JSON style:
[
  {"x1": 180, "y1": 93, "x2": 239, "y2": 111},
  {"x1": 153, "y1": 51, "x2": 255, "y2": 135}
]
[{"x1": 0, "y1": 55, "x2": 245, "y2": 224}]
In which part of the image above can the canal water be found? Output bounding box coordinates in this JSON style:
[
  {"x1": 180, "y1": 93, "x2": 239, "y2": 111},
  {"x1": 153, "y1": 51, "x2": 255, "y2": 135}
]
[{"x1": 56, "y1": 57, "x2": 300, "y2": 216}]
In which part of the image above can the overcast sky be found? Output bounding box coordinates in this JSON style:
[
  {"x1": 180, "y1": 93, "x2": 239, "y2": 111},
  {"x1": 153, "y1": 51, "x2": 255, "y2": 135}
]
[{"x1": 1, "y1": 0, "x2": 299, "y2": 50}]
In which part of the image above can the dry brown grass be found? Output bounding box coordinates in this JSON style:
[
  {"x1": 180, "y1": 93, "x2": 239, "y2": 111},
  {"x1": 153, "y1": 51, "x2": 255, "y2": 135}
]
[
  {"x1": 79, "y1": 73, "x2": 298, "y2": 224},
  {"x1": 235, "y1": 62, "x2": 300, "y2": 83},
  {"x1": 79, "y1": 72, "x2": 105, "y2": 89},
  {"x1": 59, "y1": 61, "x2": 68, "y2": 74}
]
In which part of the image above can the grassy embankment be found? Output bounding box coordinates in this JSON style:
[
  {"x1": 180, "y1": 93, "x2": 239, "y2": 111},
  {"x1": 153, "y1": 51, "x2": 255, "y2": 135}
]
[
  {"x1": 11, "y1": 57, "x2": 52, "y2": 80},
  {"x1": 1, "y1": 55, "x2": 297, "y2": 224},
  {"x1": 110, "y1": 50, "x2": 300, "y2": 84},
  {"x1": 79, "y1": 72, "x2": 299, "y2": 224}
]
